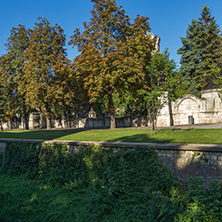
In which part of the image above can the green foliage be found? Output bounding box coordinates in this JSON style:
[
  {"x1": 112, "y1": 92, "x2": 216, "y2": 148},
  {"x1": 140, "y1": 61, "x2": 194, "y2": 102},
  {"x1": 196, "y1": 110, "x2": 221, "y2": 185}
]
[
  {"x1": 39, "y1": 144, "x2": 89, "y2": 188},
  {"x1": 0, "y1": 18, "x2": 87, "y2": 130},
  {"x1": 0, "y1": 152, "x2": 3, "y2": 167},
  {"x1": 196, "y1": 6, "x2": 221, "y2": 82},
  {"x1": 1, "y1": 142, "x2": 40, "y2": 179},
  {"x1": 69, "y1": 0, "x2": 154, "y2": 128},
  {"x1": 178, "y1": 6, "x2": 221, "y2": 93},
  {"x1": 177, "y1": 19, "x2": 201, "y2": 95},
  {"x1": 146, "y1": 49, "x2": 181, "y2": 98},
  {"x1": 0, "y1": 25, "x2": 30, "y2": 127},
  {"x1": 138, "y1": 88, "x2": 163, "y2": 134},
  {"x1": 20, "y1": 18, "x2": 73, "y2": 129},
  {"x1": 1, "y1": 143, "x2": 222, "y2": 221},
  {"x1": 176, "y1": 177, "x2": 222, "y2": 221}
]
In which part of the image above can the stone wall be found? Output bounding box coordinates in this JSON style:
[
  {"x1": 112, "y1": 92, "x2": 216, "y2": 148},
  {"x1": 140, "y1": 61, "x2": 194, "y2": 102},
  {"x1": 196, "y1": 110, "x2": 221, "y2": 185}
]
[
  {"x1": 1, "y1": 139, "x2": 222, "y2": 185},
  {"x1": 157, "y1": 89, "x2": 222, "y2": 127},
  {"x1": 1, "y1": 89, "x2": 222, "y2": 130},
  {"x1": 156, "y1": 149, "x2": 222, "y2": 185}
]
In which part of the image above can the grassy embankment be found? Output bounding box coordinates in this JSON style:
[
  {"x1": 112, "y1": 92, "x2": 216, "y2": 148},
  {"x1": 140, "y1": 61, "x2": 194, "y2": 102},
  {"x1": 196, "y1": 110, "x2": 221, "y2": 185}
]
[
  {"x1": 0, "y1": 128, "x2": 221, "y2": 144},
  {"x1": 1, "y1": 143, "x2": 222, "y2": 221}
]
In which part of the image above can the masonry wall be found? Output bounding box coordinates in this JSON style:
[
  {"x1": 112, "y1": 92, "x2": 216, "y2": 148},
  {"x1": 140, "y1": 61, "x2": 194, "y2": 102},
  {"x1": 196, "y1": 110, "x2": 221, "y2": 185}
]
[
  {"x1": 156, "y1": 149, "x2": 222, "y2": 185},
  {"x1": 157, "y1": 89, "x2": 222, "y2": 127}
]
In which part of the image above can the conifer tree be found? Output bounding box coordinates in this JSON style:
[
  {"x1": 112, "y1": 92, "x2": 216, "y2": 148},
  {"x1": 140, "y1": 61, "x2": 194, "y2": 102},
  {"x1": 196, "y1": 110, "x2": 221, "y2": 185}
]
[
  {"x1": 177, "y1": 19, "x2": 201, "y2": 95},
  {"x1": 69, "y1": 0, "x2": 154, "y2": 129},
  {"x1": 213, "y1": 36, "x2": 222, "y2": 87},
  {"x1": 178, "y1": 6, "x2": 221, "y2": 92},
  {"x1": 196, "y1": 6, "x2": 221, "y2": 85}
]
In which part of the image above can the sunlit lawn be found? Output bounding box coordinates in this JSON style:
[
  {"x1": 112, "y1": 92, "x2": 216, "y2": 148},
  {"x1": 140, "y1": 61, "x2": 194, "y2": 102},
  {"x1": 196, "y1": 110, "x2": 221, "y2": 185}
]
[{"x1": 0, "y1": 128, "x2": 221, "y2": 144}]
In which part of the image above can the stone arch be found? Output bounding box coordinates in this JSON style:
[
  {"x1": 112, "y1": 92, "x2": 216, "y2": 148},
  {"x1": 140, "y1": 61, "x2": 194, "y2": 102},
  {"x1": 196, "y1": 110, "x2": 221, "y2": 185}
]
[
  {"x1": 174, "y1": 94, "x2": 203, "y2": 110},
  {"x1": 174, "y1": 94, "x2": 205, "y2": 125}
]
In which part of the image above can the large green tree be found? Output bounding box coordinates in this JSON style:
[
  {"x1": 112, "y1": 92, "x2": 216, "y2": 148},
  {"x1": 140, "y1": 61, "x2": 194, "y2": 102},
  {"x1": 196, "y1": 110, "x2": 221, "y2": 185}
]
[
  {"x1": 0, "y1": 25, "x2": 30, "y2": 129},
  {"x1": 196, "y1": 6, "x2": 221, "y2": 84},
  {"x1": 21, "y1": 18, "x2": 72, "y2": 129},
  {"x1": 138, "y1": 49, "x2": 180, "y2": 131},
  {"x1": 177, "y1": 19, "x2": 201, "y2": 95},
  {"x1": 69, "y1": 0, "x2": 154, "y2": 128},
  {"x1": 178, "y1": 6, "x2": 221, "y2": 93}
]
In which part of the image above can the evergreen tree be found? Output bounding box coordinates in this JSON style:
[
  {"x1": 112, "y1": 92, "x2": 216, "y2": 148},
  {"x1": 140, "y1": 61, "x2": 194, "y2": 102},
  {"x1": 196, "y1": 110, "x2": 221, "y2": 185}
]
[
  {"x1": 178, "y1": 6, "x2": 221, "y2": 93},
  {"x1": 177, "y1": 19, "x2": 201, "y2": 95},
  {"x1": 196, "y1": 5, "x2": 221, "y2": 85},
  {"x1": 217, "y1": 36, "x2": 222, "y2": 68},
  {"x1": 213, "y1": 36, "x2": 222, "y2": 89}
]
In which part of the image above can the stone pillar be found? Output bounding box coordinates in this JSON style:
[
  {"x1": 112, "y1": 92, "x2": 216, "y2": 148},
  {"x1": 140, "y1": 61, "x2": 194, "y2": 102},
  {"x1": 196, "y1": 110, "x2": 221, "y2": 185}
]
[{"x1": 29, "y1": 113, "x2": 34, "y2": 129}]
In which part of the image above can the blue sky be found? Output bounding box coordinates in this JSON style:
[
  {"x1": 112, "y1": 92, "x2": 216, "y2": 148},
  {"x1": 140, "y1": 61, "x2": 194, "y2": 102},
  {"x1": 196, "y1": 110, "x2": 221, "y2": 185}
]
[{"x1": 1, "y1": 0, "x2": 222, "y2": 67}]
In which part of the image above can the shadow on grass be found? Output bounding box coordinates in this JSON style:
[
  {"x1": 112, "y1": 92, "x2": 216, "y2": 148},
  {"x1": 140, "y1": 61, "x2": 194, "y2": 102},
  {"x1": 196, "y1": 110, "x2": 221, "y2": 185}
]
[
  {"x1": 107, "y1": 133, "x2": 172, "y2": 143},
  {"x1": 0, "y1": 128, "x2": 89, "y2": 140},
  {"x1": 0, "y1": 128, "x2": 174, "y2": 143}
]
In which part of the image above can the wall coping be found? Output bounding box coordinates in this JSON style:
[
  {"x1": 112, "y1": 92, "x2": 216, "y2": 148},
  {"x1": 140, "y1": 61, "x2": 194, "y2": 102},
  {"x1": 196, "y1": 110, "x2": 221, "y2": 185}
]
[{"x1": 0, "y1": 138, "x2": 222, "y2": 152}]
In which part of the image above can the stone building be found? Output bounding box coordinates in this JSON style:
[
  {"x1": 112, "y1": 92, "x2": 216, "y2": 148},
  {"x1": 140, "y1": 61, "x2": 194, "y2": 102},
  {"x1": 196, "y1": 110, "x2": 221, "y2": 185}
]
[{"x1": 156, "y1": 89, "x2": 222, "y2": 127}]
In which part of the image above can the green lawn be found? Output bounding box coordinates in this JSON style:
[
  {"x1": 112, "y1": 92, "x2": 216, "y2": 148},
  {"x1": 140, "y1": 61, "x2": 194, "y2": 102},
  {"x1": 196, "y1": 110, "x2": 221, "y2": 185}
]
[{"x1": 0, "y1": 128, "x2": 221, "y2": 144}]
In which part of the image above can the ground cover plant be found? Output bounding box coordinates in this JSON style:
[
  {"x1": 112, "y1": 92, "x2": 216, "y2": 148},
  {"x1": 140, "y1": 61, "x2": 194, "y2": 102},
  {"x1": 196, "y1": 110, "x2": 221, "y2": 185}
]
[
  {"x1": 1, "y1": 142, "x2": 222, "y2": 221},
  {"x1": 0, "y1": 128, "x2": 222, "y2": 144}
]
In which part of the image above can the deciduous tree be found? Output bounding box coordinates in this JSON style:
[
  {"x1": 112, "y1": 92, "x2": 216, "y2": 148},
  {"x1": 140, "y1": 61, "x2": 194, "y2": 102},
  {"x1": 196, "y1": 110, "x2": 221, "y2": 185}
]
[
  {"x1": 0, "y1": 25, "x2": 30, "y2": 129},
  {"x1": 69, "y1": 0, "x2": 154, "y2": 128},
  {"x1": 139, "y1": 49, "x2": 180, "y2": 131},
  {"x1": 21, "y1": 18, "x2": 70, "y2": 129}
]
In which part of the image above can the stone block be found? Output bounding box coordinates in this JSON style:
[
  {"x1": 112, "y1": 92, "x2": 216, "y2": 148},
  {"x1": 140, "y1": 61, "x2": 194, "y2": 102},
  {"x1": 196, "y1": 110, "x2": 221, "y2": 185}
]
[
  {"x1": 211, "y1": 155, "x2": 218, "y2": 161},
  {"x1": 167, "y1": 153, "x2": 173, "y2": 157}
]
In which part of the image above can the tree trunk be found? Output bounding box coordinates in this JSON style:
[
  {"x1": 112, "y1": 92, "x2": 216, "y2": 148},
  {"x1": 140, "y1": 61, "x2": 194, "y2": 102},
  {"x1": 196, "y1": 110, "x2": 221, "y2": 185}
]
[
  {"x1": 147, "y1": 106, "x2": 155, "y2": 136},
  {"x1": 24, "y1": 117, "x2": 29, "y2": 130},
  {"x1": 23, "y1": 114, "x2": 29, "y2": 130},
  {"x1": 168, "y1": 96, "x2": 174, "y2": 126},
  {"x1": 108, "y1": 94, "x2": 116, "y2": 129},
  {"x1": 45, "y1": 103, "x2": 52, "y2": 129},
  {"x1": 66, "y1": 114, "x2": 71, "y2": 128},
  {"x1": 21, "y1": 99, "x2": 29, "y2": 130},
  {"x1": 8, "y1": 120, "x2": 12, "y2": 130},
  {"x1": 110, "y1": 112, "x2": 116, "y2": 129}
]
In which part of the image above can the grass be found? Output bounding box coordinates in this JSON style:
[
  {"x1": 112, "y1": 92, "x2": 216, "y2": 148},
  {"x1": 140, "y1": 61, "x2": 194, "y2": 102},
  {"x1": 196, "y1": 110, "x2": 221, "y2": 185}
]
[
  {"x1": 0, "y1": 128, "x2": 221, "y2": 144},
  {"x1": 0, "y1": 174, "x2": 90, "y2": 222}
]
